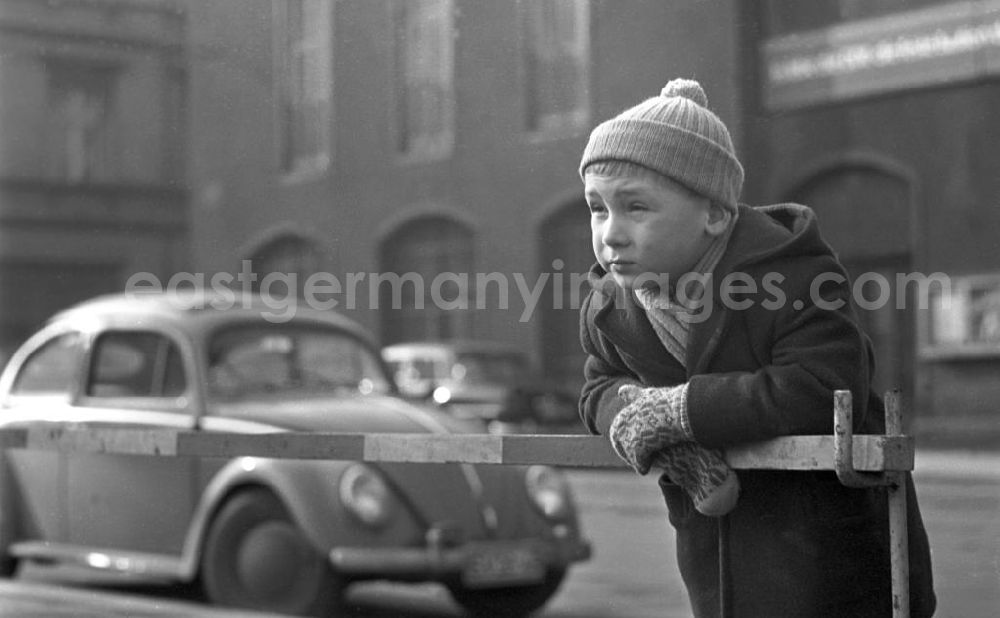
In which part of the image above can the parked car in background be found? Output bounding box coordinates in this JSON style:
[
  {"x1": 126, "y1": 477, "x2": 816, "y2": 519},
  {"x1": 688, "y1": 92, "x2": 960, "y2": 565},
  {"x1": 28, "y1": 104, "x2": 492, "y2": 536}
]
[
  {"x1": 381, "y1": 340, "x2": 583, "y2": 434},
  {"x1": 0, "y1": 291, "x2": 591, "y2": 617}
]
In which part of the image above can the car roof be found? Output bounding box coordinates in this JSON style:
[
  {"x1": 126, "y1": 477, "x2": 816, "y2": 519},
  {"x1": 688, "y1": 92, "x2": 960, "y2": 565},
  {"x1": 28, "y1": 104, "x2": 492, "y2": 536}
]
[{"x1": 48, "y1": 289, "x2": 373, "y2": 342}]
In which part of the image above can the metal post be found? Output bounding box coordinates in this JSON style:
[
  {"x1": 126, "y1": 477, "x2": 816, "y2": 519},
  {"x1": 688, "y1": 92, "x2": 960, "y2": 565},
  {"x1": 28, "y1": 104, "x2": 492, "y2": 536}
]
[
  {"x1": 885, "y1": 391, "x2": 910, "y2": 618},
  {"x1": 833, "y1": 389, "x2": 910, "y2": 618}
]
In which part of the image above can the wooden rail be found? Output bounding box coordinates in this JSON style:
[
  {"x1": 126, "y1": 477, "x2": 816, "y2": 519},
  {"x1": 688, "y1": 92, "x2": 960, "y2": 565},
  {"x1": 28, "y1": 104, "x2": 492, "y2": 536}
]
[{"x1": 0, "y1": 427, "x2": 913, "y2": 471}]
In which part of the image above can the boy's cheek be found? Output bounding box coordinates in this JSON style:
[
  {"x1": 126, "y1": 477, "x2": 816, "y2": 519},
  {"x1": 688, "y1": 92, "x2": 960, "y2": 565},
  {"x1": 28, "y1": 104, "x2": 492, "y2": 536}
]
[
  {"x1": 591, "y1": 239, "x2": 606, "y2": 264},
  {"x1": 592, "y1": 251, "x2": 610, "y2": 272}
]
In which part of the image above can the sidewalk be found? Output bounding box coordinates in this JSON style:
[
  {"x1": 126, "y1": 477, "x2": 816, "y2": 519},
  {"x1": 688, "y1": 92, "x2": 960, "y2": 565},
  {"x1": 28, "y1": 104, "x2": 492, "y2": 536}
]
[
  {"x1": 0, "y1": 578, "x2": 282, "y2": 618},
  {"x1": 914, "y1": 447, "x2": 1000, "y2": 480}
]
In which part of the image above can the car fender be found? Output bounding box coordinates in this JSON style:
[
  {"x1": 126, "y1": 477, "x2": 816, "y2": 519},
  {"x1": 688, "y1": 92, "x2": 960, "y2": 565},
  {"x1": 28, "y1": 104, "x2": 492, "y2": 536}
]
[
  {"x1": 177, "y1": 456, "x2": 349, "y2": 579},
  {"x1": 177, "y1": 456, "x2": 421, "y2": 580}
]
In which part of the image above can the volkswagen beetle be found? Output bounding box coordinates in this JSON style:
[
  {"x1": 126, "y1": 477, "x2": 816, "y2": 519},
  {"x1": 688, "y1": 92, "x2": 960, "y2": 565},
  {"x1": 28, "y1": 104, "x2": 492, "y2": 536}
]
[{"x1": 0, "y1": 290, "x2": 591, "y2": 616}]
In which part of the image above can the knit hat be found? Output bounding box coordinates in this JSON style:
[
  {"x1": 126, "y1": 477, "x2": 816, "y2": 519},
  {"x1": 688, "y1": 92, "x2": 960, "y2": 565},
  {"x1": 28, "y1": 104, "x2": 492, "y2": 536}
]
[{"x1": 579, "y1": 78, "x2": 744, "y2": 210}]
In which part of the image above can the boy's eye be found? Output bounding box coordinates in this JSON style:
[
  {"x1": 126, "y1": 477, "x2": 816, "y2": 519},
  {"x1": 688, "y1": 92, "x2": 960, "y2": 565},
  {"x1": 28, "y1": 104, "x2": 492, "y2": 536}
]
[
  {"x1": 628, "y1": 202, "x2": 648, "y2": 212},
  {"x1": 588, "y1": 203, "x2": 606, "y2": 215}
]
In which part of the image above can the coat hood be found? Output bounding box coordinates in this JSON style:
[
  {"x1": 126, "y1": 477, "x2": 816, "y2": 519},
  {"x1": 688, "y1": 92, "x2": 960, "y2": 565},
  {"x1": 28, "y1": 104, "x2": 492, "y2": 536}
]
[{"x1": 721, "y1": 203, "x2": 836, "y2": 272}]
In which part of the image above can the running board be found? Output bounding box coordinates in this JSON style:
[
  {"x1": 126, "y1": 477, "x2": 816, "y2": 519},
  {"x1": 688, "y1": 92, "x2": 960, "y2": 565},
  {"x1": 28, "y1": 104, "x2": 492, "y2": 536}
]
[{"x1": 10, "y1": 541, "x2": 185, "y2": 580}]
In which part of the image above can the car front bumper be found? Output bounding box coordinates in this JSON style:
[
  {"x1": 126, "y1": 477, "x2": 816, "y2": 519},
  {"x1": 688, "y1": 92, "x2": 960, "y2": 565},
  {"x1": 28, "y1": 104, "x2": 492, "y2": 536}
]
[{"x1": 328, "y1": 534, "x2": 592, "y2": 585}]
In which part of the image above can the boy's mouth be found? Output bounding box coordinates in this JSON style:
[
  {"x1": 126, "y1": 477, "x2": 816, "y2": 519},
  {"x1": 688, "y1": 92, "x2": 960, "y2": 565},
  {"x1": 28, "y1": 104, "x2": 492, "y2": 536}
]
[{"x1": 607, "y1": 259, "x2": 636, "y2": 272}]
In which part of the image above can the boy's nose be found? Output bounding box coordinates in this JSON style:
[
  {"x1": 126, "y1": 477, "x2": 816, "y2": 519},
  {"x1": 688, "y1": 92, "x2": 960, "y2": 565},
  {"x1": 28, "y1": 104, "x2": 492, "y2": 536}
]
[{"x1": 601, "y1": 217, "x2": 629, "y2": 247}]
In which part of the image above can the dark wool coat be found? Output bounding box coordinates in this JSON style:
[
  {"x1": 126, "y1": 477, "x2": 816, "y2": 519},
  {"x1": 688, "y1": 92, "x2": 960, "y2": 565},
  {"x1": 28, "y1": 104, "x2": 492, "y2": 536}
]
[{"x1": 580, "y1": 204, "x2": 935, "y2": 617}]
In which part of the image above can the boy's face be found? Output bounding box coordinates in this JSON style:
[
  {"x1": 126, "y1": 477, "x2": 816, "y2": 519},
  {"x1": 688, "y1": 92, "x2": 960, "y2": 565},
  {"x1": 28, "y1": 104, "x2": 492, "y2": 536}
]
[{"x1": 585, "y1": 170, "x2": 722, "y2": 291}]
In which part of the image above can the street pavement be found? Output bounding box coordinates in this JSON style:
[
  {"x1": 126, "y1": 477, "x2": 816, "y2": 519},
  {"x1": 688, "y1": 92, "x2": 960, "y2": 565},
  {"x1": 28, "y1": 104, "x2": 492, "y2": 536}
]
[
  {"x1": 2, "y1": 447, "x2": 998, "y2": 617},
  {"x1": 910, "y1": 449, "x2": 1000, "y2": 618},
  {"x1": 547, "y1": 447, "x2": 1000, "y2": 618}
]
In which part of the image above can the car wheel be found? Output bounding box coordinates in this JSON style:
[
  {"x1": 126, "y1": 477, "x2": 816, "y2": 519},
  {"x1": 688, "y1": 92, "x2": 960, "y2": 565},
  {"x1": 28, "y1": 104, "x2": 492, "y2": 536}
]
[
  {"x1": 447, "y1": 568, "x2": 566, "y2": 617},
  {"x1": 0, "y1": 517, "x2": 17, "y2": 578},
  {"x1": 200, "y1": 488, "x2": 343, "y2": 617}
]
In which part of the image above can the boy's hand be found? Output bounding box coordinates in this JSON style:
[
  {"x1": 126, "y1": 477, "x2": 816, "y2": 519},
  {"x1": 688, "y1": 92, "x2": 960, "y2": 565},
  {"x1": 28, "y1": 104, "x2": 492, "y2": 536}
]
[
  {"x1": 651, "y1": 443, "x2": 740, "y2": 517},
  {"x1": 609, "y1": 384, "x2": 693, "y2": 474}
]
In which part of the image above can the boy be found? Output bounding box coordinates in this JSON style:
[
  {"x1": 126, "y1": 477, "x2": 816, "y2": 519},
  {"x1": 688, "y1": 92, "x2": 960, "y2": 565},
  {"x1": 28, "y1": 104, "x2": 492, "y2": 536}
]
[{"x1": 578, "y1": 78, "x2": 935, "y2": 617}]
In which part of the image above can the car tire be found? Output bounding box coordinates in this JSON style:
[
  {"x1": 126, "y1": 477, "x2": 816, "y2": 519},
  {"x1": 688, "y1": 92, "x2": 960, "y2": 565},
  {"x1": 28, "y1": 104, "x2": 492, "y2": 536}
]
[
  {"x1": 447, "y1": 567, "x2": 566, "y2": 617},
  {"x1": 0, "y1": 467, "x2": 18, "y2": 578},
  {"x1": 0, "y1": 519, "x2": 17, "y2": 578},
  {"x1": 0, "y1": 552, "x2": 17, "y2": 579},
  {"x1": 200, "y1": 488, "x2": 343, "y2": 617}
]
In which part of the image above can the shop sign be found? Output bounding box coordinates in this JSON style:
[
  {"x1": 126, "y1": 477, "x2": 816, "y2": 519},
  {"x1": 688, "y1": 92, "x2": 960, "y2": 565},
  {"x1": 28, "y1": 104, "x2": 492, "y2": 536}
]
[
  {"x1": 762, "y1": 0, "x2": 1000, "y2": 110},
  {"x1": 920, "y1": 273, "x2": 1000, "y2": 359}
]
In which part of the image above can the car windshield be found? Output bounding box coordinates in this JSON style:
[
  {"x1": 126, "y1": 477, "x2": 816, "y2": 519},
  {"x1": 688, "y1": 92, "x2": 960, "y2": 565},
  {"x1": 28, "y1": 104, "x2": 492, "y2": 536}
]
[
  {"x1": 207, "y1": 324, "x2": 390, "y2": 399},
  {"x1": 452, "y1": 351, "x2": 527, "y2": 385}
]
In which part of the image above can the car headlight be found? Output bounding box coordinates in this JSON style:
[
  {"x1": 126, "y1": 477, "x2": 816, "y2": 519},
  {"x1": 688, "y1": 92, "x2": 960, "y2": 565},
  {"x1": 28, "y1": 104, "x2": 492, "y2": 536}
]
[
  {"x1": 525, "y1": 465, "x2": 571, "y2": 521},
  {"x1": 339, "y1": 464, "x2": 393, "y2": 528},
  {"x1": 432, "y1": 386, "x2": 452, "y2": 404}
]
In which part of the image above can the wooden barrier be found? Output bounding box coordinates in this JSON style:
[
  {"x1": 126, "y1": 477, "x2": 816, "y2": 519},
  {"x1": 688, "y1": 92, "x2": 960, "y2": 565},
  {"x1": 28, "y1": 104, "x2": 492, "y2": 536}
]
[
  {"x1": 0, "y1": 389, "x2": 913, "y2": 617},
  {"x1": 0, "y1": 427, "x2": 912, "y2": 470}
]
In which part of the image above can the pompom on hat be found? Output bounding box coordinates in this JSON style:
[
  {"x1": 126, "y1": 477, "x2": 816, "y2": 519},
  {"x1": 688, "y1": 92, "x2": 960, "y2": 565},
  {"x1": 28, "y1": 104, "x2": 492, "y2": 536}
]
[{"x1": 579, "y1": 77, "x2": 744, "y2": 210}]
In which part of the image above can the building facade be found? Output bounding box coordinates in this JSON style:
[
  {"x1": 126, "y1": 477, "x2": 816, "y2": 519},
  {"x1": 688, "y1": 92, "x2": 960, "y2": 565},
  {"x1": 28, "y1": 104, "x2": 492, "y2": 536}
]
[
  {"x1": 8, "y1": 0, "x2": 996, "y2": 440},
  {"x1": 741, "y1": 0, "x2": 1000, "y2": 440},
  {"x1": 185, "y1": 0, "x2": 742, "y2": 393},
  {"x1": 0, "y1": 0, "x2": 189, "y2": 360}
]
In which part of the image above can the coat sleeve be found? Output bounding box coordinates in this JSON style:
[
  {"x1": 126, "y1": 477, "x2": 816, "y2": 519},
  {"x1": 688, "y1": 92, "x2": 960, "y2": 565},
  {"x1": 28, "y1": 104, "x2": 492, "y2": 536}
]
[
  {"x1": 686, "y1": 256, "x2": 876, "y2": 448},
  {"x1": 578, "y1": 293, "x2": 642, "y2": 436}
]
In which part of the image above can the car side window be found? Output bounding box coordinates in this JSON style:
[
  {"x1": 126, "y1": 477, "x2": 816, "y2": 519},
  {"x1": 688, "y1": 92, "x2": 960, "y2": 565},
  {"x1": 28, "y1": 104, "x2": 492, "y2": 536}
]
[
  {"x1": 389, "y1": 358, "x2": 439, "y2": 397},
  {"x1": 87, "y1": 331, "x2": 187, "y2": 398},
  {"x1": 10, "y1": 332, "x2": 83, "y2": 396}
]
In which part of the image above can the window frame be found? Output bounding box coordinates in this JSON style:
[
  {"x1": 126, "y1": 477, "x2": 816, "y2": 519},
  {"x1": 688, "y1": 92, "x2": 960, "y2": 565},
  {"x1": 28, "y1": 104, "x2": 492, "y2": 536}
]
[
  {"x1": 84, "y1": 330, "x2": 188, "y2": 401},
  {"x1": 273, "y1": 0, "x2": 334, "y2": 180},
  {"x1": 390, "y1": 0, "x2": 456, "y2": 161},
  {"x1": 919, "y1": 273, "x2": 1000, "y2": 360},
  {"x1": 75, "y1": 327, "x2": 194, "y2": 414},
  {"x1": 518, "y1": 0, "x2": 591, "y2": 136},
  {"x1": 8, "y1": 331, "x2": 86, "y2": 400},
  {"x1": 45, "y1": 57, "x2": 121, "y2": 183}
]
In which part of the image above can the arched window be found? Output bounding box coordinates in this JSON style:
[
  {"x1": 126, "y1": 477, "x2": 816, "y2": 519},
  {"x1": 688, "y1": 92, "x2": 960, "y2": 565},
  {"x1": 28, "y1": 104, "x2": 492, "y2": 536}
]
[
  {"x1": 246, "y1": 232, "x2": 325, "y2": 299},
  {"x1": 538, "y1": 199, "x2": 592, "y2": 393},
  {"x1": 379, "y1": 216, "x2": 473, "y2": 345},
  {"x1": 785, "y1": 158, "x2": 914, "y2": 413}
]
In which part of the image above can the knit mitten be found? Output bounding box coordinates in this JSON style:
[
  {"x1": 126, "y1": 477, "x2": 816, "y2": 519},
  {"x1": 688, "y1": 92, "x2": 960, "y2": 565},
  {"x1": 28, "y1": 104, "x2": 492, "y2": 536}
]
[
  {"x1": 610, "y1": 384, "x2": 739, "y2": 517},
  {"x1": 651, "y1": 443, "x2": 740, "y2": 517},
  {"x1": 609, "y1": 384, "x2": 692, "y2": 474}
]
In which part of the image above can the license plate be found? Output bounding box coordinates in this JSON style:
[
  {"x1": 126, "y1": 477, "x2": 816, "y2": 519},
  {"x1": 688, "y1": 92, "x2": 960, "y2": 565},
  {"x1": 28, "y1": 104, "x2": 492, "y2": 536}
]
[{"x1": 461, "y1": 544, "x2": 546, "y2": 588}]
